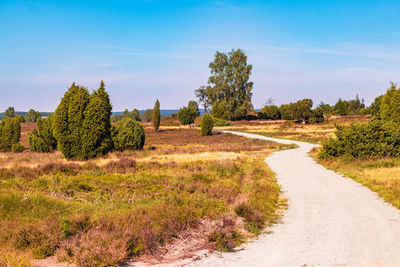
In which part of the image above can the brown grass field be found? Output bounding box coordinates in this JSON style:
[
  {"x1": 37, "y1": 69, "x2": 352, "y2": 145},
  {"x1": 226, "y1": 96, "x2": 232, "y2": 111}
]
[{"x1": 0, "y1": 121, "x2": 290, "y2": 266}]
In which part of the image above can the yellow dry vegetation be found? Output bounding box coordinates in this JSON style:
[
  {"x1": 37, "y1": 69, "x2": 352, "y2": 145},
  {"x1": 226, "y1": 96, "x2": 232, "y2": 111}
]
[{"x1": 137, "y1": 151, "x2": 244, "y2": 163}]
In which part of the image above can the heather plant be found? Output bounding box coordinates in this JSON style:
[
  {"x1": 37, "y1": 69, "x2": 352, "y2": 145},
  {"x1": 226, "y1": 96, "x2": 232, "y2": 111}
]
[
  {"x1": 201, "y1": 114, "x2": 213, "y2": 136},
  {"x1": 153, "y1": 99, "x2": 160, "y2": 132},
  {"x1": 111, "y1": 118, "x2": 145, "y2": 150}
]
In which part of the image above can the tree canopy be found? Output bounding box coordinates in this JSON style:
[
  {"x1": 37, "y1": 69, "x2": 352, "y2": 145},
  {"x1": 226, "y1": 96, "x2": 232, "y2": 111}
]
[{"x1": 196, "y1": 49, "x2": 253, "y2": 120}]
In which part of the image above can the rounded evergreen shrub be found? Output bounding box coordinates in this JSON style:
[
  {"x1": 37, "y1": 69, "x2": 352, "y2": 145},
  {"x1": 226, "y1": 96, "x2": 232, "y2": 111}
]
[
  {"x1": 201, "y1": 114, "x2": 213, "y2": 136},
  {"x1": 29, "y1": 129, "x2": 51, "y2": 152},
  {"x1": 111, "y1": 118, "x2": 145, "y2": 150},
  {"x1": 260, "y1": 105, "x2": 281, "y2": 120},
  {"x1": 178, "y1": 107, "x2": 197, "y2": 125}
]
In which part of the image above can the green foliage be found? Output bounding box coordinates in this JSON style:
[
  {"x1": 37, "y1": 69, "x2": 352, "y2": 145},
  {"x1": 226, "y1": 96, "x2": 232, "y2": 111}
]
[
  {"x1": 320, "y1": 120, "x2": 400, "y2": 159},
  {"x1": 53, "y1": 83, "x2": 90, "y2": 159},
  {"x1": 380, "y1": 82, "x2": 400, "y2": 123},
  {"x1": 369, "y1": 95, "x2": 383, "y2": 118},
  {"x1": 81, "y1": 81, "x2": 113, "y2": 159},
  {"x1": 195, "y1": 86, "x2": 212, "y2": 113},
  {"x1": 141, "y1": 109, "x2": 153, "y2": 122},
  {"x1": 318, "y1": 102, "x2": 334, "y2": 114},
  {"x1": 178, "y1": 101, "x2": 199, "y2": 125},
  {"x1": 12, "y1": 143, "x2": 25, "y2": 153},
  {"x1": 212, "y1": 116, "x2": 232, "y2": 126},
  {"x1": 111, "y1": 118, "x2": 145, "y2": 150},
  {"x1": 260, "y1": 105, "x2": 281, "y2": 120},
  {"x1": 153, "y1": 99, "x2": 161, "y2": 132},
  {"x1": 201, "y1": 114, "x2": 213, "y2": 136},
  {"x1": 333, "y1": 95, "x2": 365, "y2": 116},
  {"x1": 111, "y1": 108, "x2": 142, "y2": 123},
  {"x1": 4, "y1": 106, "x2": 15, "y2": 119},
  {"x1": 0, "y1": 117, "x2": 21, "y2": 152},
  {"x1": 29, "y1": 115, "x2": 57, "y2": 153},
  {"x1": 310, "y1": 106, "x2": 325, "y2": 123},
  {"x1": 279, "y1": 104, "x2": 292, "y2": 120},
  {"x1": 25, "y1": 109, "x2": 41, "y2": 122},
  {"x1": 197, "y1": 49, "x2": 253, "y2": 120},
  {"x1": 29, "y1": 130, "x2": 50, "y2": 152},
  {"x1": 131, "y1": 109, "x2": 141, "y2": 121},
  {"x1": 188, "y1": 100, "x2": 200, "y2": 117},
  {"x1": 210, "y1": 102, "x2": 227, "y2": 119},
  {"x1": 14, "y1": 115, "x2": 25, "y2": 123}
]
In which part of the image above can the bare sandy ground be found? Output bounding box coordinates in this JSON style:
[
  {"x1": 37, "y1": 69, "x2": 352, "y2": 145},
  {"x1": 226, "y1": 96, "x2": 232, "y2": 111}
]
[{"x1": 156, "y1": 131, "x2": 400, "y2": 267}]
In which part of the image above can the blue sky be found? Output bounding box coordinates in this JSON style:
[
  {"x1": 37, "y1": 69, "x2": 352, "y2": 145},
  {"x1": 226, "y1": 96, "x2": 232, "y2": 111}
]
[{"x1": 1, "y1": 0, "x2": 400, "y2": 111}]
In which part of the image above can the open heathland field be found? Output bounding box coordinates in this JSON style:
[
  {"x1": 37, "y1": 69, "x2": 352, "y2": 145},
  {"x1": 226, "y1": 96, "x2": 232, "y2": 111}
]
[
  {"x1": 219, "y1": 115, "x2": 371, "y2": 144},
  {"x1": 0, "y1": 123, "x2": 290, "y2": 266}
]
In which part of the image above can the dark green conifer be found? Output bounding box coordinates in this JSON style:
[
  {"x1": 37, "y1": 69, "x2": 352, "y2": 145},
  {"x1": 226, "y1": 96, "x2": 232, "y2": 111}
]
[
  {"x1": 81, "y1": 81, "x2": 113, "y2": 159},
  {"x1": 153, "y1": 99, "x2": 160, "y2": 132}
]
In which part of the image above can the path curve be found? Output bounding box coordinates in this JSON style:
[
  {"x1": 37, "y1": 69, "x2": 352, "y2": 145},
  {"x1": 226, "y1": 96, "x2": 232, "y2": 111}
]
[{"x1": 187, "y1": 131, "x2": 400, "y2": 266}]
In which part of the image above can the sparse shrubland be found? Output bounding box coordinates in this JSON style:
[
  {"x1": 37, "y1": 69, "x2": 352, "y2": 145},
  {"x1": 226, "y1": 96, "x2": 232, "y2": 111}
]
[{"x1": 0, "y1": 127, "x2": 285, "y2": 266}]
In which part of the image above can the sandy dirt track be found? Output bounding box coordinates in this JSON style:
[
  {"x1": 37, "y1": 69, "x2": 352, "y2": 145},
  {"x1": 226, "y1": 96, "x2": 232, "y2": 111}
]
[{"x1": 182, "y1": 131, "x2": 400, "y2": 267}]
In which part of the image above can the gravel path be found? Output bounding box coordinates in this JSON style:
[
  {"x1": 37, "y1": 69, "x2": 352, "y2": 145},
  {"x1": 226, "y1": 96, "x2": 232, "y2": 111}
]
[{"x1": 186, "y1": 131, "x2": 400, "y2": 267}]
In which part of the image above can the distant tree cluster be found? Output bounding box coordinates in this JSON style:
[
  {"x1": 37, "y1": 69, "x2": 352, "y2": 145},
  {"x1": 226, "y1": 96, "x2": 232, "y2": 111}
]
[
  {"x1": 111, "y1": 108, "x2": 141, "y2": 123},
  {"x1": 259, "y1": 99, "x2": 324, "y2": 124},
  {"x1": 52, "y1": 81, "x2": 145, "y2": 159},
  {"x1": 321, "y1": 83, "x2": 400, "y2": 159},
  {"x1": 141, "y1": 109, "x2": 153, "y2": 122},
  {"x1": 318, "y1": 95, "x2": 366, "y2": 116},
  {"x1": 178, "y1": 100, "x2": 200, "y2": 125},
  {"x1": 196, "y1": 49, "x2": 253, "y2": 120},
  {"x1": 0, "y1": 117, "x2": 21, "y2": 152},
  {"x1": 25, "y1": 109, "x2": 41, "y2": 122}
]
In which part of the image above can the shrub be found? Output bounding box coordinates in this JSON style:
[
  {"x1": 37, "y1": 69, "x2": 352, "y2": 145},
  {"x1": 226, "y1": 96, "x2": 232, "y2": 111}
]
[
  {"x1": 25, "y1": 109, "x2": 41, "y2": 122},
  {"x1": 319, "y1": 120, "x2": 400, "y2": 159},
  {"x1": 212, "y1": 117, "x2": 232, "y2": 126},
  {"x1": 260, "y1": 105, "x2": 281, "y2": 120},
  {"x1": 0, "y1": 117, "x2": 21, "y2": 152},
  {"x1": 29, "y1": 116, "x2": 57, "y2": 152},
  {"x1": 81, "y1": 81, "x2": 113, "y2": 159},
  {"x1": 310, "y1": 106, "x2": 324, "y2": 123},
  {"x1": 4, "y1": 107, "x2": 15, "y2": 119},
  {"x1": 210, "y1": 102, "x2": 226, "y2": 119},
  {"x1": 153, "y1": 99, "x2": 160, "y2": 132},
  {"x1": 380, "y1": 82, "x2": 400, "y2": 123},
  {"x1": 201, "y1": 114, "x2": 213, "y2": 136},
  {"x1": 111, "y1": 118, "x2": 145, "y2": 150},
  {"x1": 53, "y1": 83, "x2": 90, "y2": 159},
  {"x1": 11, "y1": 143, "x2": 25, "y2": 153},
  {"x1": 15, "y1": 115, "x2": 25, "y2": 123},
  {"x1": 178, "y1": 107, "x2": 197, "y2": 125}
]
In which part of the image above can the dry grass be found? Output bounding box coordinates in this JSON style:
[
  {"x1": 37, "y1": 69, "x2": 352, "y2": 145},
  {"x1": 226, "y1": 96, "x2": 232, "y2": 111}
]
[
  {"x1": 217, "y1": 115, "x2": 371, "y2": 144},
  {"x1": 0, "y1": 126, "x2": 288, "y2": 266}
]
